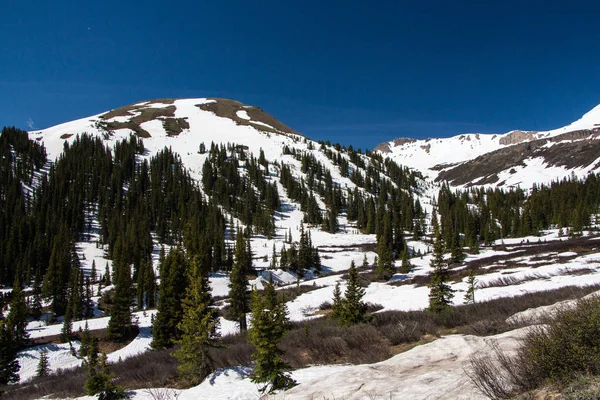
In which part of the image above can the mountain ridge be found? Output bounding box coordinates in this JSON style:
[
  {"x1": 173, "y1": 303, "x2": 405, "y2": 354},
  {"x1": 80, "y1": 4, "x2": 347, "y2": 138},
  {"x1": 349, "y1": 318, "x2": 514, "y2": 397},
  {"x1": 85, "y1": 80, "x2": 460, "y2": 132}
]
[{"x1": 375, "y1": 103, "x2": 600, "y2": 188}]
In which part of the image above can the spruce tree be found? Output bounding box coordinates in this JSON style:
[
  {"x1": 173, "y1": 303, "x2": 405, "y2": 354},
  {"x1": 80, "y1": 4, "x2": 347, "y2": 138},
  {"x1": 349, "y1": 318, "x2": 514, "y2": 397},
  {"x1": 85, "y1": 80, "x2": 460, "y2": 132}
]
[
  {"x1": 330, "y1": 282, "x2": 342, "y2": 320},
  {"x1": 104, "y1": 262, "x2": 111, "y2": 286},
  {"x1": 399, "y1": 250, "x2": 412, "y2": 274},
  {"x1": 152, "y1": 248, "x2": 188, "y2": 348},
  {"x1": 60, "y1": 309, "x2": 73, "y2": 343},
  {"x1": 31, "y1": 273, "x2": 43, "y2": 320},
  {"x1": 463, "y1": 270, "x2": 478, "y2": 305},
  {"x1": 36, "y1": 349, "x2": 49, "y2": 377},
  {"x1": 107, "y1": 262, "x2": 133, "y2": 342},
  {"x1": 7, "y1": 282, "x2": 29, "y2": 346},
  {"x1": 173, "y1": 256, "x2": 219, "y2": 385},
  {"x1": 0, "y1": 321, "x2": 19, "y2": 384},
  {"x1": 428, "y1": 211, "x2": 454, "y2": 313},
  {"x1": 337, "y1": 261, "x2": 367, "y2": 325},
  {"x1": 228, "y1": 230, "x2": 250, "y2": 333},
  {"x1": 450, "y1": 232, "x2": 465, "y2": 264},
  {"x1": 248, "y1": 283, "x2": 295, "y2": 394},
  {"x1": 91, "y1": 260, "x2": 97, "y2": 283}
]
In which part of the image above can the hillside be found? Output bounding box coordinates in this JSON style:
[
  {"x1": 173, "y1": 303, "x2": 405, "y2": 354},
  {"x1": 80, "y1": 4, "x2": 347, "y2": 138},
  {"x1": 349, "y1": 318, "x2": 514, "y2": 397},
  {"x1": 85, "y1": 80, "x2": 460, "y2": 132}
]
[
  {"x1": 2, "y1": 98, "x2": 600, "y2": 399},
  {"x1": 375, "y1": 104, "x2": 600, "y2": 188}
]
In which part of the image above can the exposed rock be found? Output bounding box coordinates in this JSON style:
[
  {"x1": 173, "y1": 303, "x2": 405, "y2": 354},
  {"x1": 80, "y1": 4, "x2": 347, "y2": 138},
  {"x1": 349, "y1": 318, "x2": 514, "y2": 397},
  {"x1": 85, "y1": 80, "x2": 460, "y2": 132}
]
[
  {"x1": 499, "y1": 130, "x2": 537, "y2": 145},
  {"x1": 373, "y1": 142, "x2": 392, "y2": 153},
  {"x1": 420, "y1": 144, "x2": 431, "y2": 154},
  {"x1": 393, "y1": 137, "x2": 417, "y2": 146},
  {"x1": 374, "y1": 138, "x2": 416, "y2": 153},
  {"x1": 436, "y1": 129, "x2": 600, "y2": 186}
]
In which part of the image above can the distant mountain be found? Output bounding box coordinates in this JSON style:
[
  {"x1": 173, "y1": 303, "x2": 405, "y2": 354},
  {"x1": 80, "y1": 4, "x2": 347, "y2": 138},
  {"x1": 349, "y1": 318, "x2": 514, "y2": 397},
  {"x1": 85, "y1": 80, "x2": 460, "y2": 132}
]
[{"x1": 375, "y1": 104, "x2": 600, "y2": 188}]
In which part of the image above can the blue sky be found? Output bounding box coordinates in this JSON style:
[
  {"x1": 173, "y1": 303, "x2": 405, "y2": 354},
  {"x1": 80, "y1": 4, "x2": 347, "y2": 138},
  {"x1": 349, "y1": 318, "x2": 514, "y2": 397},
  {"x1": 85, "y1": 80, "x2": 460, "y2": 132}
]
[{"x1": 2, "y1": 0, "x2": 600, "y2": 150}]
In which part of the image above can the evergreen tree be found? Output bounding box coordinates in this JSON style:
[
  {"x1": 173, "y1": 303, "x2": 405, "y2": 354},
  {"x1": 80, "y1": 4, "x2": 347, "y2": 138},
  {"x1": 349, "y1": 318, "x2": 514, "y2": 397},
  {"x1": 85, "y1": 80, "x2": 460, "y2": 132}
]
[
  {"x1": 248, "y1": 283, "x2": 295, "y2": 394},
  {"x1": 107, "y1": 262, "x2": 133, "y2": 342},
  {"x1": 330, "y1": 282, "x2": 342, "y2": 320},
  {"x1": 463, "y1": 270, "x2": 478, "y2": 305},
  {"x1": 152, "y1": 248, "x2": 188, "y2": 348},
  {"x1": 91, "y1": 260, "x2": 97, "y2": 283},
  {"x1": 84, "y1": 351, "x2": 124, "y2": 398},
  {"x1": 104, "y1": 262, "x2": 111, "y2": 286},
  {"x1": 60, "y1": 311, "x2": 73, "y2": 343},
  {"x1": 0, "y1": 322, "x2": 19, "y2": 384},
  {"x1": 375, "y1": 236, "x2": 394, "y2": 280},
  {"x1": 36, "y1": 349, "x2": 49, "y2": 377},
  {"x1": 337, "y1": 261, "x2": 367, "y2": 325},
  {"x1": 228, "y1": 230, "x2": 250, "y2": 333},
  {"x1": 399, "y1": 250, "x2": 412, "y2": 274},
  {"x1": 428, "y1": 211, "x2": 454, "y2": 313},
  {"x1": 31, "y1": 273, "x2": 43, "y2": 320},
  {"x1": 450, "y1": 232, "x2": 465, "y2": 264},
  {"x1": 7, "y1": 282, "x2": 29, "y2": 346},
  {"x1": 173, "y1": 256, "x2": 219, "y2": 385}
]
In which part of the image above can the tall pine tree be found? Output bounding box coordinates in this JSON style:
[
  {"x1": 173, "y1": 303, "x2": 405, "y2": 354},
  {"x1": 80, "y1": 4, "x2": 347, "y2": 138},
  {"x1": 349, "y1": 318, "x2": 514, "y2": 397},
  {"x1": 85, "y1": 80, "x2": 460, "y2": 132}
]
[
  {"x1": 173, "y1": 256, "x2": 219, "y2": 385},
  {"x1": 248, "y1": 282, "x2": 295, "y2": 394}
]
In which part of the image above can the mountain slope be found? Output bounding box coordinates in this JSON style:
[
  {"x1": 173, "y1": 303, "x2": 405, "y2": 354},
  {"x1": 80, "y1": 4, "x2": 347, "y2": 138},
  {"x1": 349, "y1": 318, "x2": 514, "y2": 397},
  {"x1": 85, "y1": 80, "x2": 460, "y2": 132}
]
[{"x1": 375, "y1": 104, "x2": 600, "y2": 188}]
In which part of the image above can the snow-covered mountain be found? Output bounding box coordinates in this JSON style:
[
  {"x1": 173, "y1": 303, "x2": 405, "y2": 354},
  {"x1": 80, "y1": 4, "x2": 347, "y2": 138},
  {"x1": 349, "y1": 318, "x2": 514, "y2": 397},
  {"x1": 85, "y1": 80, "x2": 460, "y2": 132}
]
[
  {"x1": 32, "y1": 98, "x2": 302, "y2": 180},
  {"x1": 14, "y1": 98, "x2": 600, "y2": 400},
  {"x1": 375, "y1": 104, "x2": 600, "y2": 188}
]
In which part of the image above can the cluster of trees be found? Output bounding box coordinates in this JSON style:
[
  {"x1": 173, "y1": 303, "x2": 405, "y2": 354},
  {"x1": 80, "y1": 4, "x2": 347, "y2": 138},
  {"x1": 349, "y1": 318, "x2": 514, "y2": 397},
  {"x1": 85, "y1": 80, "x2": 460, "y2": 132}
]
[
  {"x1": 436, "y1": 175, "x2": 600, "y2": 251},
  {"x1": 277, "y1": 225, "x2": 321, "y2": 277},
  {"x1": 202, "y1": 143, "x2": 279, "y2": 237},
  {"x1": 150, "y1": 228, "x2": 295, "y2": 394}
]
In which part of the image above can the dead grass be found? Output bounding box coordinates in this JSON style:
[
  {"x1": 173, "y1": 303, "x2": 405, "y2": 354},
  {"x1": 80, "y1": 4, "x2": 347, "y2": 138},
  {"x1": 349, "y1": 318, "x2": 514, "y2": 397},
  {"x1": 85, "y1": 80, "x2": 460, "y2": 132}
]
[
  {"x1": 9, "y1": 283, "x2": 600, "y2": 399},
  {"x1": 196, "y1": 99, "x2": 299, "y2": 136},
  {"x1": 99, "y1": 102, "x2": 178, "y2": 138}
]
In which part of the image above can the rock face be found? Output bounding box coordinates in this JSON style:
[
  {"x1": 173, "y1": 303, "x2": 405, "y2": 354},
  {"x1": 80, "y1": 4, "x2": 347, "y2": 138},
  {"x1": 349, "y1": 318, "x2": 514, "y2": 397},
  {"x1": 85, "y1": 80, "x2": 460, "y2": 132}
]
[
  {"x1": 499, "y1": 130, "x2": 537, "y2": 145},
  {"x1": 373, "y1": 138, "x2": 417, "y2": 153},
  {"x1": 436, "y1": 128, "x2": 600, "y2": 187}
]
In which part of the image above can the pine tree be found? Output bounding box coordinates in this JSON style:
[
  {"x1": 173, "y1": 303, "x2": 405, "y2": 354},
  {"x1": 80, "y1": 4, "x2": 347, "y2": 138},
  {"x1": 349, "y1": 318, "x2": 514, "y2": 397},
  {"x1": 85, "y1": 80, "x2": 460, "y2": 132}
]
[
  {"x1": 450, "y1": 232, "x2": 465, "y2": 264},
  {"x1": 463, "y1": 270, "x2": 478, "y2": 305},
  {"x1": 91, "y1": 260, "x2": 97, "y2": 283},
  {"x1": 399, "y1": 250, "x2": 412, "y2": 274},
  {"x1": 228, "y1": 230, "x2": 250, "y2": 333},
  {"x1": 0, "y1": 322, "x2": 19, "y2": 384},
  {"x1": 36, "y1": 349, "x2": 49, "y2": 377},
  {"x1": 60, "y1": 311, "x2": 73, "y2": 343},
  {"x1": 107, "y1": 262, "x2": 132, "y2": 342},
  {"x1": 248, "y1": 283, "x2": 295, "y2": 394},
  {"x1": 330, "y1": 282, "x2": 342, "y2": 320},
  {"x1": 84, "y1": 351, "x2": 123, "y2": 398},
  {"x1": 31, "y1": 273, "x2": 43, "y2": 320},
  {"x1": 7, "y1": 282, "x2": 29, "y2": 346},
  {"x1": 104, "y1": 262, "x2": 111, "y2": 286},
  {"x1": 173, "y1": 256, "x2": 219, "y2": 385},
  {"x1": 270, "y1": 243, "x2": 278, "y2": 270},
  {"x1": 428, "y1": 211, "x2": 454, "y2": 313},
  {"x1": 337, "y1": 261, "x2": 367, "y2": 325},
  {"x1": 152, "y1": 248, "x2": 188, "y2": 348}
]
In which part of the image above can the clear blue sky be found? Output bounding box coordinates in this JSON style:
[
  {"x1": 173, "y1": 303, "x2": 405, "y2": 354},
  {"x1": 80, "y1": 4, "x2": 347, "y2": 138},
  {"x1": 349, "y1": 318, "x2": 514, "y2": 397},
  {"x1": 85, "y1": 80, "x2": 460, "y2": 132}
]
[{"x1": 2, "y1": 0, "x2": 600, "y2": 150}]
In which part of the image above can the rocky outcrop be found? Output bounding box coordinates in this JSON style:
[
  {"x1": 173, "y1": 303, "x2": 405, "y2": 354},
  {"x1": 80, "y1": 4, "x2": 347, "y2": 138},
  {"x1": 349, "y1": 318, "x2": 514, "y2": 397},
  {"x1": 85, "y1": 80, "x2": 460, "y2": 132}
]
[
  {"x1": 392, "y1": 137, "x2": 417, "y2": 146},
  {"x1": 436, "y1": 129, "x2": 600, "y2": 186},
  {"x1": 373, "y1": 142, "x2": 392, "y2": 153},
  {"x1": 499, "y1": 130, "x2": 537, "y2": 145},
  {"x1": 374, "y1": 138, "x2": 416, "y2": 153}
]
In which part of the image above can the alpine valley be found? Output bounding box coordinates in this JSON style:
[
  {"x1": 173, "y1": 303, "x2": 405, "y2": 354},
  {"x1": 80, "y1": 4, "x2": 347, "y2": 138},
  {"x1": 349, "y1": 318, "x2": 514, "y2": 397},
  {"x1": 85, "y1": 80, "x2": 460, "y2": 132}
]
[{"x1": 3, "y1": 98, "x2": 600, "y2": 399}]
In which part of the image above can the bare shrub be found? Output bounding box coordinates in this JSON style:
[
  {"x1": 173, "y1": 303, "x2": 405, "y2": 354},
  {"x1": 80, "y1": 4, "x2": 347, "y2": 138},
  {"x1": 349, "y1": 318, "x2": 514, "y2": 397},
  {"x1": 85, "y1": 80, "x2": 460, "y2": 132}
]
[
  {"x1": 468, "y1": 296, "x2": 600, "y2": 398},
  {"x1": 467, "y1": 342, "x2": 513, "y2": 399},
  {"x1": 144, "y1": 387, "x2": 181, "y2": 400}
]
